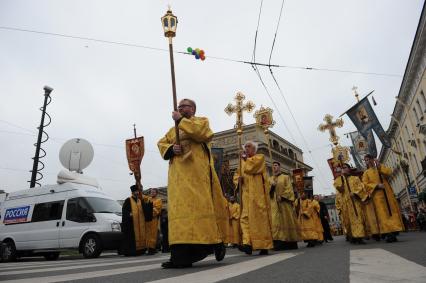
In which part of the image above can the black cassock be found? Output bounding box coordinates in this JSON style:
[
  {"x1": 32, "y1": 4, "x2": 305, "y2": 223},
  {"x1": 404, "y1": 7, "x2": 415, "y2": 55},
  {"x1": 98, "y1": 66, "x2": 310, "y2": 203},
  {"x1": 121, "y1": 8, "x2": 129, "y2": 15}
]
[
  {"x1": 319, "y1": 201, "x2": 333, "y2": 241},
  {"x1": 120, "y1": 197, "x2": 141, "y2": 256}
]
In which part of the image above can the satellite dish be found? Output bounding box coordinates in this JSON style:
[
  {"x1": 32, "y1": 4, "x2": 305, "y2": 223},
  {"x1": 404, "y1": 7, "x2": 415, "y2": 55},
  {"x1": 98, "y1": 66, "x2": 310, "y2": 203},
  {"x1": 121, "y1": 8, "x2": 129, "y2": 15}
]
[{"x1": 59, "y1": 138, "x2": 94, "y2": 173}]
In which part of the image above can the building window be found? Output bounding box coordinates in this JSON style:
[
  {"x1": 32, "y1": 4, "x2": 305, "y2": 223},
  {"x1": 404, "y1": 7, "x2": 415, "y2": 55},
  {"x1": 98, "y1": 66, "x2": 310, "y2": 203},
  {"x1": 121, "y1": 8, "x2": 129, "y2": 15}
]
[
  {"x1": 413, "y1": 107, "x2": 420, "y2": 123},
  {"x1": 416, "y1": 100, "x2": 423, "y2": 119},
  {"x1": 420, "y1": 90, "x2": 426, "y2": 112}
]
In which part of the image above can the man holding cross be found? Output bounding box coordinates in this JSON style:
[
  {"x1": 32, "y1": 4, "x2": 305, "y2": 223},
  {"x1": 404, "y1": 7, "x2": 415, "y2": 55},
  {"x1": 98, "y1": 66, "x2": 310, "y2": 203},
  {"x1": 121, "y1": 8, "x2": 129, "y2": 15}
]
[{"x1": 158, "y1": 98, "x2": 228, "y2": 268}]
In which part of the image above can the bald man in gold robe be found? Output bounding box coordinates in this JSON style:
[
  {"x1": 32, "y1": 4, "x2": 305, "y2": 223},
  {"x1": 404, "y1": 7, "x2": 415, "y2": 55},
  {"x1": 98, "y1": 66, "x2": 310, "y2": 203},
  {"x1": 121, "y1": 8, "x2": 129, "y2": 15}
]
[
  {"x1": 234, "y1": 141, "x2": 273, "y2": 255},
  {"x1": 158, "y1": 98, "x2": 227, "y2": 268}
]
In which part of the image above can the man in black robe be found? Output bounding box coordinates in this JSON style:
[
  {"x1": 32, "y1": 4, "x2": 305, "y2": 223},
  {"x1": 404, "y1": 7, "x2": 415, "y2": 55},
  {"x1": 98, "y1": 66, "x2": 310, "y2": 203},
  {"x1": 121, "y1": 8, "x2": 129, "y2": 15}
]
[
  {"x1": 120, "y1": 185, "x2": 146, "y2": 256},
  {"x1": 314, "y1": 195, "x2": 333, "y2": 242}
]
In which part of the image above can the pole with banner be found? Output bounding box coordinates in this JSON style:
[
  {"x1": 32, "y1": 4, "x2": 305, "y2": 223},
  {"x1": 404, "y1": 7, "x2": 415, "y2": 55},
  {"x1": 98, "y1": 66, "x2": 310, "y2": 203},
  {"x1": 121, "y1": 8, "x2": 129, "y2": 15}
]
[
  {"x1": 254, "y1": 106, "x2": 275, "y2": 163},
  {"x1": 125, "y1": 125, "x2": 145, "y2": 193}
]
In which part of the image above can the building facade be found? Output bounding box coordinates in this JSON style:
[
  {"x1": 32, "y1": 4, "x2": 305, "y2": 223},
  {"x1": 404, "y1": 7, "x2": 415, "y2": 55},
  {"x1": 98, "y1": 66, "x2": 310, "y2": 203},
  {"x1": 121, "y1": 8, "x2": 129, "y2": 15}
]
[{"x1": 379, "y1": 3, "x2": 426, "y2": 212}]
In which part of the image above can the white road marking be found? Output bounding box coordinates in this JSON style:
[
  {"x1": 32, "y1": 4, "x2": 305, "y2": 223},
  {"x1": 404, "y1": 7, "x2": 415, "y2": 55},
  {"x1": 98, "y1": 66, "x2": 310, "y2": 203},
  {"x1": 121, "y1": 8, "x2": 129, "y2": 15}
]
[
  {"x1": 1, "y1": 256, "x2": 168, "y2": 271},
  {"x1": 350, "y1": 249, "x2": 426, "y2": 283},
  {"x1": 0, "y1": 256, "x2": 168, "y2": 275},
  {"x1": 147, "y1": 252, "x2": 299, "y2": 283},
  {"x1": 0, "y1": 254, "x2": 239, "y2": 283}
]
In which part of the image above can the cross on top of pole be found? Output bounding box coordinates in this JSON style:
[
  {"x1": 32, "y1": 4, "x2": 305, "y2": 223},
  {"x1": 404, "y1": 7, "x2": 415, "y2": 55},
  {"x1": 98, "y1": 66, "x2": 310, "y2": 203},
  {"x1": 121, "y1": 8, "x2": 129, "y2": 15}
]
[
  {"x1": 224, "y1": 92, "x2": 255, "y2": 131},
  {"x1": 352, "y1": 86, "x2": 360, "y2": 102},
  {"x1": 318, "y1": 114, "x2": 344, "y2": 146}
]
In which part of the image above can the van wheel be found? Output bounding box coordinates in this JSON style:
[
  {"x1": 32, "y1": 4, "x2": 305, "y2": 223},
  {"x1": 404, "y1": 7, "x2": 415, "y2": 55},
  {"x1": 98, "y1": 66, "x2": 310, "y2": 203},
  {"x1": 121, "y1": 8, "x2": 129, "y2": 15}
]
[
  {"x1": 82, "y1": 234, "x2": 102, "y2": 258},
  {"x1": 44, "y1": 252, "x2": 60, "y2": 261},
  {"x1": 1, "y1": 241, "x2": 17, "y2": 262}
]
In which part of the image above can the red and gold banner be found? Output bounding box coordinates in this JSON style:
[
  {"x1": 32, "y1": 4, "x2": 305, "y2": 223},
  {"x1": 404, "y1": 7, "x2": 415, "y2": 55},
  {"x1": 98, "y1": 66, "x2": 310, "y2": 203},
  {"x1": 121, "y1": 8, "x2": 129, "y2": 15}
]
[
  {"x1": 327, "y1": 158, "x2": 342, "y2": 179},
  {"x1": 292, "y1": 168, "x2": 305, "y2": 193},
  {"x1": 125, "y1": 137, "x2": 145, "y2": 175}
]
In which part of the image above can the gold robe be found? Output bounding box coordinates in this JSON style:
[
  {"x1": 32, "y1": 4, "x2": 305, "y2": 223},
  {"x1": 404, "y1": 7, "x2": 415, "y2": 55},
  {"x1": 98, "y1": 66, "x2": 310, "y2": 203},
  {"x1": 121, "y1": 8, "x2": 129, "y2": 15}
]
[
  {"x1": 335, "y1": 190, "x2": 351, "y2": 236},
  {"x1": 234, "y1": 154, "x2": 273, "y2": 250},
  {"x1": 294, "y1": 198, "x2": 323, "y2": 241},
  {"x1": 311, "y1": 199, "x2": 324, "y2": 241},
  {"x1": 269, "y1": 174, "x2": 300, "y2": 242},
  {"x1": 362, "y1": 166, "x2": 404, "y2": 234},
  {"x1": 333, "y1": 176, "x2": 367, "y2": 238},
  {"x1": 130, "y1": 196, "x2": 146, "y2": 251},
  {"x1": 146, "y1": 196, "x2": 163, "y2": 249},
  {"x1": 227, "y1": 202, "x2": 241, "y2": 245},
  {"x1": 157, "y1": 116, "x2": 227, "y2": 245}
]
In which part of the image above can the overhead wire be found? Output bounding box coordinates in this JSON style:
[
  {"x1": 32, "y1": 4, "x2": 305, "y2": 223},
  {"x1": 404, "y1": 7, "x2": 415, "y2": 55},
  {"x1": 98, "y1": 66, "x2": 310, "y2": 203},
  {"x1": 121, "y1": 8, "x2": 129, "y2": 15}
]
[
  {"x1": 0, "y1": 26, "x2": 402, "y2": 78},
  {"x1": 262, "y1": 0, "x2": 330, "y2": 189}
]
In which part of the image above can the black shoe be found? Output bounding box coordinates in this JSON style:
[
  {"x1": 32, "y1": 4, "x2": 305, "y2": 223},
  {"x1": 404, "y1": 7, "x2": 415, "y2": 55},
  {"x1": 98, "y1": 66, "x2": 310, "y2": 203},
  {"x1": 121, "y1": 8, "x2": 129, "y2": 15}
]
[
  {"x1": 306, "y1": 242, "x2": 314, "y2": 248},
  {"x1": 214, "y1": 243, "x2": 226, "y2": 261},
  {"x1": 147, "y1": 248, "x2": 156, "y2": 255},
  {"x1": 259, "y1": 249, "x2": 268, "y2": 255},
  {"x1": 358, "y1": 239, "x2": 367, "y2": 245},
  {"x1": 238, "y1": 244, "x2": 253, "y2": 255},
  {"x1": 161, "y1": 261, "x2": 192, "y2": 269}
]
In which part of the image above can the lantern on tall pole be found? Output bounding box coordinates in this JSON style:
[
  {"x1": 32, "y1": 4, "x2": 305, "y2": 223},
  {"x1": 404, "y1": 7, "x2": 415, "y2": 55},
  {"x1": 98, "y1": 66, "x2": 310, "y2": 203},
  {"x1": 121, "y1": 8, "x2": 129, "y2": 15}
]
[{"x1": 161, "y1": 7, "x2": 180, "y2": 145}]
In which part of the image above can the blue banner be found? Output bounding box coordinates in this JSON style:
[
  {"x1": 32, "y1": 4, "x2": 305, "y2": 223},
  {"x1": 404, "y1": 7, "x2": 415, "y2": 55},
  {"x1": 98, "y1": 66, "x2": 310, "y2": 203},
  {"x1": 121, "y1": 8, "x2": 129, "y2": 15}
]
[
  {"x1": 3, "y1": 206, "x2": 30, "y2": 224},
  {"x1": 346, "y1": 97, "x2": 391, "y2": 148},
  {"x1": 349, "y1": 130, "x2": 377, "y2": 163}
]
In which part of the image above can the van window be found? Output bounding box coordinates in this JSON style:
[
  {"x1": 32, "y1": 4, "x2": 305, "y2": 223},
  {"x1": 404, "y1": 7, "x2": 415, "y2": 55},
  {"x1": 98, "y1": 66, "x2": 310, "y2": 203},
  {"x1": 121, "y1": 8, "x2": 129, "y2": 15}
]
[
  {"x1": 66, "y1": 198, "x2": 94, "y2": 223},
  {"x1": 32, "y1": 201, "x2": 64, "y2": 222}
]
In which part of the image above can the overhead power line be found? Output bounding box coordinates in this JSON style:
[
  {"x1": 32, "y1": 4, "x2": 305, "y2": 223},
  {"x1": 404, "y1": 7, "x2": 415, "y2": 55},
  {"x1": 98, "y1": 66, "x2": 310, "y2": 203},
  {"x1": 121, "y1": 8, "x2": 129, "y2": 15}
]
[{"x1": 0, "y1": 26, "x2": 402, "y2": 78}]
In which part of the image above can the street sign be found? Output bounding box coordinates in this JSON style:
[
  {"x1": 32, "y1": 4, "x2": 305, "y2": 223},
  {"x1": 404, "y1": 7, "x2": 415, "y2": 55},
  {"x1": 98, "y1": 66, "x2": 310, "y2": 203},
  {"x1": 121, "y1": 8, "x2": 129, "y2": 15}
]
[{"x1": 408, "y1": 186, "x2": 417, "y2": 197}]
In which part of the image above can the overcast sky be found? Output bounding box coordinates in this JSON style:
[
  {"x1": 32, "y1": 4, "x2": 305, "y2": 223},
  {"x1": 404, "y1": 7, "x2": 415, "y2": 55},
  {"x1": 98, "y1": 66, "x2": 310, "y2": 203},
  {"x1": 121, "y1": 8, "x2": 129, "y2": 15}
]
[{"x1": 0, "y1": 0, "x2": 423, "y2": 200}]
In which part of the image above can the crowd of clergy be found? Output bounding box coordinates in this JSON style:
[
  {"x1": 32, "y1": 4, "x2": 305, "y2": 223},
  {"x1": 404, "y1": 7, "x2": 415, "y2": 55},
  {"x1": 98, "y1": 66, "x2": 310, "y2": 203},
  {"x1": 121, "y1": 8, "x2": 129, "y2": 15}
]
[{"x1": 120, "y1": 98, "x2": 404, "y2": 268}]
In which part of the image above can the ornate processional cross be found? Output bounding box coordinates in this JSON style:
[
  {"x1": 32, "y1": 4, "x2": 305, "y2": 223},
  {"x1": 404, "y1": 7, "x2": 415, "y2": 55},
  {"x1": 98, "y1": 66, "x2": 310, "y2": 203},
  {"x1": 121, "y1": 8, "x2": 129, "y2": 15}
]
[
  {"x1": 318, "y1": 114, "x2": 344, "y2": 146},
  {"x1": 224, "y1": 92, "x2": 255, "y2": 133}
]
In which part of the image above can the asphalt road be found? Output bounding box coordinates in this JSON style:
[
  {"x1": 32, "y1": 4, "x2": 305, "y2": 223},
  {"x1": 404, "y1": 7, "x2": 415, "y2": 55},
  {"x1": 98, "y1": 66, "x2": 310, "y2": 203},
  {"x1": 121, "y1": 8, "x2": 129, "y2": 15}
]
[{"x1": 1, "y1": 232, "x2": 425, "y2": 283}]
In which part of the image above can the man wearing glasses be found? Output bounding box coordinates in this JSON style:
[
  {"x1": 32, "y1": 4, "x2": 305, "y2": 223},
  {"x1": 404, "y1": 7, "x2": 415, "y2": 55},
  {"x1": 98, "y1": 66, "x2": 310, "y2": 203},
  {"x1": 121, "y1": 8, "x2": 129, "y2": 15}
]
[{"x1": 158, "y1": 99, "x2": 227, "y2": 268}]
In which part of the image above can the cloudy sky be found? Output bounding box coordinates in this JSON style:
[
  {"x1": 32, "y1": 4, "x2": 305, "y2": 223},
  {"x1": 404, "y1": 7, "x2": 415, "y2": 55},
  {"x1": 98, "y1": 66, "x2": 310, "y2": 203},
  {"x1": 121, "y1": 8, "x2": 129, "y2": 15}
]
[{"x1": 0, "y1": 0, "x2": 423, "y2": 200}]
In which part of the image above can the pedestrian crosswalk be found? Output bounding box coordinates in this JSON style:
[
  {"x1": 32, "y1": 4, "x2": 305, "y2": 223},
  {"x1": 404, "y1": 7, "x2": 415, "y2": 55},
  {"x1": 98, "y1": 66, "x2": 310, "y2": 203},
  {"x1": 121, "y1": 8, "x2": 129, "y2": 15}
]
[
  {"x1": 350, "y1": 249, "x2": 426, "y2": 283},
  {"x1": 0, "y1": 244, "x2": 425, "y2": 283}
]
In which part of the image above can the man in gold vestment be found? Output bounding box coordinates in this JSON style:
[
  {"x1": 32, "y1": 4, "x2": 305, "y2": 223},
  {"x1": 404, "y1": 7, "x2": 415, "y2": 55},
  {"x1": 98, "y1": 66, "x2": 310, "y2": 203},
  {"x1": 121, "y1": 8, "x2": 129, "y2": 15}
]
[
  {"x1": 269, "y1": 162, "x2": 300, "y2": 250},
  {"x1": 334, "y1": 164, "x2": 367, "y2": 244},
  {"x1": 227, "y1": 196, "x2": 241, "y2": 246},
  {"x1": 310, "y1": 197, "x2": 324, "y2": 243},
  {"x1": 362, "y1": 154, "x2": 404, "y2": 243},
  {"x1": 157, "y1": 98, "x2": 227, "y2": 268},
  {"x1": 234, "y1": 141, "x2": 273, "y2": 255},
  {"x1": 295, "y1": 191, "x2": 321, "y2": 247},
  {"x1": 146, "y1": 188, "x2": 163, "y2": 255}
]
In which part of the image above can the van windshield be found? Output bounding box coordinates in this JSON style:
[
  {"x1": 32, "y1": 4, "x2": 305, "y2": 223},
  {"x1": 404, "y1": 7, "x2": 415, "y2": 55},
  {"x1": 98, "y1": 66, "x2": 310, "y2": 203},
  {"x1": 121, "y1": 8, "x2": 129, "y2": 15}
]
[{"x1": 83, "y1": 197, "x2": 122, "y2": 215}]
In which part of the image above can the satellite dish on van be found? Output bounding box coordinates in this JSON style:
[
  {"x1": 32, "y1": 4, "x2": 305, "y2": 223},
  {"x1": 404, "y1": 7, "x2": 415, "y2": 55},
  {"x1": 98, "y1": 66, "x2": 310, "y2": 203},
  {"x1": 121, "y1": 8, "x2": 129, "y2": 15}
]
[{"x1": 59, "y1": 138, "x2": 94, "y2": 173}]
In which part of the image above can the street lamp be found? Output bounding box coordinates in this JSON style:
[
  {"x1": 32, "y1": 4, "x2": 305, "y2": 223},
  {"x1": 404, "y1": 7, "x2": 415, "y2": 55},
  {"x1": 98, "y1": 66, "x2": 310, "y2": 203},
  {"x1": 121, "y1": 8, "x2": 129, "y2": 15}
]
[{"x1": 161, "y1": 7, "x2": 180, "y2": 144}]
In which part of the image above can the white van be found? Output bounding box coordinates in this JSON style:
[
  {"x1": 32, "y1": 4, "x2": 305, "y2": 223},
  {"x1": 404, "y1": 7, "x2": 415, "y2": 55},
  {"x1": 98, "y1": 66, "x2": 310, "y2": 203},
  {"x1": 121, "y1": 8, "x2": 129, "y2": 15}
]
[{"x1": 0, "y1": 171, "x2": 122, "y2": 261}]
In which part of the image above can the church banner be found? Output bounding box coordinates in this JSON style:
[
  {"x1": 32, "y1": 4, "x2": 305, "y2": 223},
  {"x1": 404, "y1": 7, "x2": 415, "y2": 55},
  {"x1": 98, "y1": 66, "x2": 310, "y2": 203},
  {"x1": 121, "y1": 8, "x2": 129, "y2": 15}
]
[
  {"x1": 350, "y1": 146, "x2": 363, "y2": 170},
  {"x1": 125, "y1": 137, "x2": 145, "y2": 175},
  {"x1": 345, "y1": 96, "x2": 391, "y2": 148},
  {"x1": 327, "y1": 158, "x2": 342, "y2": 179},
  {"x1": 292, "y1": 168, "x2": 305, "y2": 193}
]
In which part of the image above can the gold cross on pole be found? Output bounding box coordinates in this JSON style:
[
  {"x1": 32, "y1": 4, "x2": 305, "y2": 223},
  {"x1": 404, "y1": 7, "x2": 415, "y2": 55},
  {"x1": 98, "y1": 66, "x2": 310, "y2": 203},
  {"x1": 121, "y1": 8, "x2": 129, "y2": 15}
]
[
  {"x1": 224, "y1": 92, "x2": 255, "y2": 202},
  {"x1": 318, "y1": 114, "x2": 344, "y2": 146},
  {"x1": 352, "y1": 86, "x2": 360, "y2": 102},
  {"x1": 224, "y1": 92, "x2": 255, "y2": 134}
]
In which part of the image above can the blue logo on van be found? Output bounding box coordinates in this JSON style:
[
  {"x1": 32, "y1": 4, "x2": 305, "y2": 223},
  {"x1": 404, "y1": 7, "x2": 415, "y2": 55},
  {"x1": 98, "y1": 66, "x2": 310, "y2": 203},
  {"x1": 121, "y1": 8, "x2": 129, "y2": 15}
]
[{"x1": 3, "y1": 206, "x2": 30, "y2": 224}]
